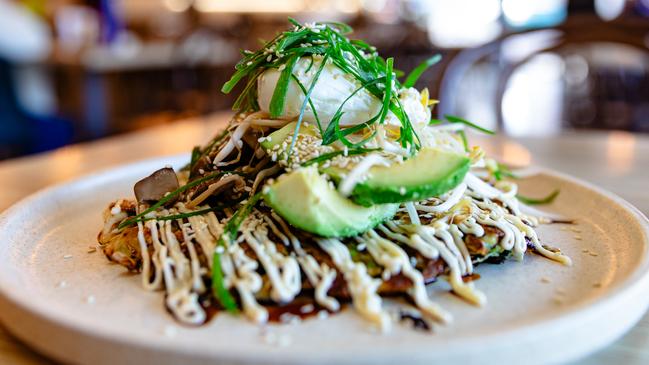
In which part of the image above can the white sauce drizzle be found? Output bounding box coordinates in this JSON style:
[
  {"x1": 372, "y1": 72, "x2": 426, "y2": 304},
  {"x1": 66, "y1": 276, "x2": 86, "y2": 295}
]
[
  {"x1": 338, "y1": 153, "x2": 390, "y2": 196},
  {"x1": 415, "y1": 183, "x2": 466, "y2": 213},
  {"x1": 121, "y1": 116, "x2": 573, "y2": 329},
  {"x1": 364, "y1": 230, "x2": 452, "y2": 323},
  {"x1": 317, "y1": 238, "x2": 390, "y2": 331}
]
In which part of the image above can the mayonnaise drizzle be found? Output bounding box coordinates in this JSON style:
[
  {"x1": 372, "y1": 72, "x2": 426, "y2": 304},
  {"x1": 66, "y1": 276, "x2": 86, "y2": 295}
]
[
  {"x1": 318, "y1": 238, "x2": 390, "y2": 331},
  {"x1": 338, "y1": 153, "x2": 390, "y2": 196},
  {"x1": 123, "y1": 156, "x2": 572, "y2": 329}
]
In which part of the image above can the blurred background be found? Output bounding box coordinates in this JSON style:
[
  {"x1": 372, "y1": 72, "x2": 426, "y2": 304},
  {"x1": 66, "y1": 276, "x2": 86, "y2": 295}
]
[{"x1": 1, "y1": 0, "x2": 648, "y2": 160}]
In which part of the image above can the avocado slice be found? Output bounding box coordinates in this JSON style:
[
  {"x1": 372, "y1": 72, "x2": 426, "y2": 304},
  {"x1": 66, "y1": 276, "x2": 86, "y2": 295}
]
[
  {"x1": 262, "y1": 124, "x2": 469, "y2": 207},
  {"x1": 260, "y1": 121, "x2": 317, "y2": 151},
  {"x1": 329, "y1": 148, "x2": 470, "y2": 206},
  {"x1": 263, "y1": 167, "x2": 398, "y2": 237}
]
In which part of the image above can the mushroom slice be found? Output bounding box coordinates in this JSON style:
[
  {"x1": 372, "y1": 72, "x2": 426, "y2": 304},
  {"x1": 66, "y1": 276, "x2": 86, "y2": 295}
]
[{"x1": 134, "y1": 167, "x2": 180, "y2": 204}]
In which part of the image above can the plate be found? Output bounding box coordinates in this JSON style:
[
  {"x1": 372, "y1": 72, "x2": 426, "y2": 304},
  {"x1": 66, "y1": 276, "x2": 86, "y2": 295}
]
[{"x1": 0, "y1": 155, "x2": 648, "y2": 365}]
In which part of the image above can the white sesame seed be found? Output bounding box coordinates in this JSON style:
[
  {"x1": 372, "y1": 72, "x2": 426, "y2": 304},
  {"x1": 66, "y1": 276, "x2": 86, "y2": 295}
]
[
  {"x1": 57, "y1": 280, "x2": 68, "y2": 288},
  {"x1": 300, "y1": 304, "x2": 315, "y2": 313},
  {"x1": 110, "y1": 204, "x2": 122, "y2": 215},
  {"x1": 215, "y1": 246, "x2": 225, "y2": 254},
  {"x1": 63, "y1": 254, "x2": 73, "y2": 260}
]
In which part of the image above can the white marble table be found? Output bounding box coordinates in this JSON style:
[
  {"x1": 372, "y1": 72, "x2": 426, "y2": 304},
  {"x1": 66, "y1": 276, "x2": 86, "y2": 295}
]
[{"x1": 0, "y1": 112, "x2": 647, "y2": 364}]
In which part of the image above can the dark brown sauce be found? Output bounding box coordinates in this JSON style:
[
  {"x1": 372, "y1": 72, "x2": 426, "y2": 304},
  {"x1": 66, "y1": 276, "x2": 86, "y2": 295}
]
[
  {"x1": 266, "y1": 298, "x2": 335, "y2": 322},
  {"x1": 195, "y1": 298, "x2": 338, "y2": 325},
  {"x1": 462, "y1": 273, "x2": 481, "y2": 283},
  {"x1": 399, "y1": 310, "x2": 432, "y2": 332},
  {"x1": 549, "y1": 219, "x2": 576, "y2": 225}
]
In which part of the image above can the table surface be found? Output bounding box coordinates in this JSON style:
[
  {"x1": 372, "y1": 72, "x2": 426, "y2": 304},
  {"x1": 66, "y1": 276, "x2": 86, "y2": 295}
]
[{"x1": 0, "y1": 112, "x2": 648, "y2": 364}]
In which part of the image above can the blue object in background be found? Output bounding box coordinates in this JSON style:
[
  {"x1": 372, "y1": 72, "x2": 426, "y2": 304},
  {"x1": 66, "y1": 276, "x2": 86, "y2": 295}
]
[
  {"x1": 99, "y1": 0, "x2": 124, "y2": 44},
  {"x1": 0, "y1": 59, "x2": 72, "y2": 159}
]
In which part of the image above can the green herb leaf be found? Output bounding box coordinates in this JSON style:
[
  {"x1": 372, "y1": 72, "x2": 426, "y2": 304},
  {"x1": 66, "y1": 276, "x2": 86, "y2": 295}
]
[
  {"x1": 291, "y1": 74, "x2": 323, "y2": 134},
  {"x1": 322, "y1": 78, "x2": 384, "y2": 145},
  {"x1": 212, "y1": 248, "x2": 238, "y2": 313},
  {"x1": 287, "y1": 54, "x2": 330, "y2": 158},
  {"x1": 118, "y1": 171, "x2": 243, "y2": 229},
  {"x1": 445, "y1": 114, "x2": 495, "y2": 135},
  {"x1": 212, "y1": 192, "x2": 263, "y2": 313},
  {"x1": 132, "y1": 200, "x2": 243, "y2": 224},
  {"x1": 301, "y1": 147, "x2": 380, "y2": 166},
  {"x1": 493, "y1": 162, "x2": 519, "y2": 181},
  {"x1": 269, "y1": 54, "x2": 299, "y2": 118},
  {"x1": 458, "y1": 130, "x2": 469, "y2": 152},
  {"x1": 378, "y1": 57, "x2": 394, "y2": 125},
  {"x1": 517, "y1": 189, "x2": 560, "y2": 205},
  {"x1": 403, "y1": 54, "x2": 442, "y2": 88},
  {"x1": 186, "y1": 129, "x2": 230, "y2": 176}
]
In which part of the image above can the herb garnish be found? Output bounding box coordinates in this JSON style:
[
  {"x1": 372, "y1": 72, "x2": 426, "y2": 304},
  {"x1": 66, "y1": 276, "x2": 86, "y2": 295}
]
[
  {"x1": 493, "y1": 162, "x2": 518, "y2": 181},
  {"x1": 430, "y1": 115, "x2": 494, "y2": 152},
  {"x1": 517, "y1": 189, "x2": 560, "y2": 205},
  {"x1": 212, "y1": 193, "x2": 263, "y2": 313},
  {"x1": 118, "y1": 170, "x2": 243, "y2": 229},
  {"x1": 403, "y1": 54, "x2": 442, "y2": 88},
  {"x1": 221, "y1": 19, "x2": 422, "y2": 155},
  {"x1": 301, "y1": 147, "x2": 380, "y2": 166}
]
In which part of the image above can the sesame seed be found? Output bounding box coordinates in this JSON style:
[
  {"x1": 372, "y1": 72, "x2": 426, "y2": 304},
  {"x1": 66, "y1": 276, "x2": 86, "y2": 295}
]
[
  {"x1": 86, "y1": 295, "x2": 96, "y2": 304},
  {"x1": 63, "y1": 254, "x2": 73, "y2": 260},
  {"x1": 540, "y1": 277, "x2": 551, "y2": 283},
  {"x1": 57, "y1": 281, "x2": 68, "y2": 288},
  {"x1": 300, "y1": 304, "x2": 315, "y2": 313}
]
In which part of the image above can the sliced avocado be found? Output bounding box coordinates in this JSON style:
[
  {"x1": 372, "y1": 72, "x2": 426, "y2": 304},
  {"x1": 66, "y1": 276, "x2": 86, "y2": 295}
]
[
  {"x1": 329, "y1": 148, "x2": 470, "y2": 206},
  {"x1": 260, "y1": 121, "x2": 318, "y2": 151},
  {"x1": 263, "y1": 167, "x2": 398, "y2": 237}
]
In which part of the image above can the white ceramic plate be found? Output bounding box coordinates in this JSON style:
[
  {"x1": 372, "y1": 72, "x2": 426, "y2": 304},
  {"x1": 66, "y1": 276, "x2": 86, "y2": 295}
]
[{"x1": 0, "y1": 155, "x2": 648, "y2": 365}]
